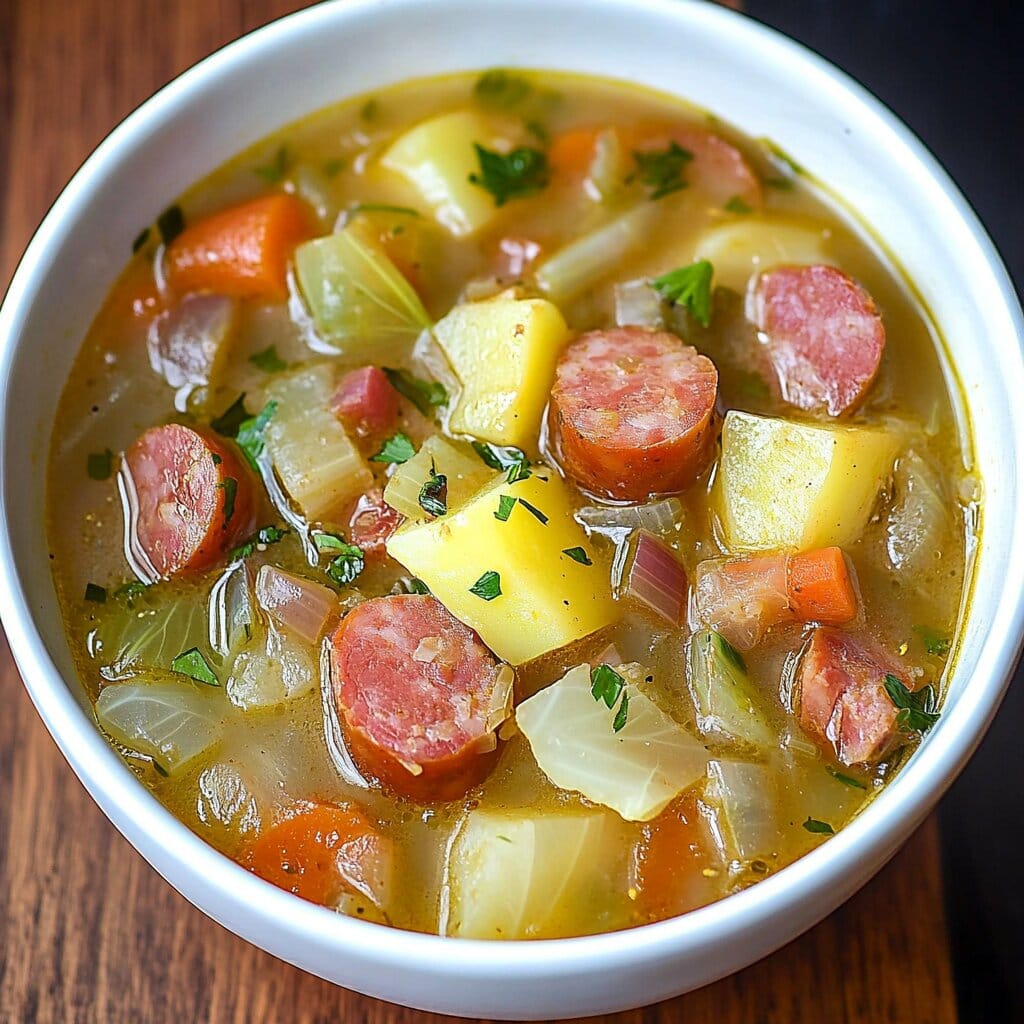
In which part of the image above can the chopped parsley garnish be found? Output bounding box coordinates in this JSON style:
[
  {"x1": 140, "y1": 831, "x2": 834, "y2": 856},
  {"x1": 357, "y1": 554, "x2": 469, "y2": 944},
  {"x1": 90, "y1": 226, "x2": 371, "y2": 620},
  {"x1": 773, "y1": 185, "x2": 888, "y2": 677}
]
[
  {"x1": 84, "y1": 582, "x2": 107, "y2": 604},
  {"x1": 914, "y1": 625, "x2": 951, "y2": 657},
  {"x1": 473, "y1": 69, "x2": 532, "y2": 108},
  {"x1": 883, "y1": 673, "x2": 940, "y2": 733},
  {"x1": 630, "y1": 142, "x2": 693, "y2": 200},
  {"x1": 114, "y1": 580, "x2": 149, "y2": 602},
  {"x1": 382, "y1": 368, "x2": 448, "y2": 417},
  {"x1": 248, "y1": 345, "x2": 288, "y2": 373},
  {"x1": 469, "y1": 570, "x2": 502, "y2": 601},
  {"x1": 218, "y1": 477, "x2": 238, "y2": 525},
  {"x1": 156, "y1": 205, "x2": 185, "y2": 246},
  {"x1": 210, "y1": 394, "x2": 250, "y2": 437},
  {"x1": 255, "y1": 145, "x2": 289, "y2": 184},
  {"x1": 612, "y1": 691, "x2": 630, "y2": 733},
  {"x1": 211, "y1": 453, "x2": 222, "y2": 466},
  {"x1": 468, "y1": 144, "x2": 549, "y2": 207},
  {"x1": 131, "y1": 227, "x2": 150, "y2": 254},
  {"x1": 517, "y1": 498, "x2": 548, "y2": 524},
  {"x1": 652, "y1": 260, "x2": 714, "y2": 328},
  {"x1": 724, "y1": 195, "x2": 752, "y2": 214},
  {"x1": 371, "y1": 432, "x2": 417, "y2": 465},
  {"x1": 326, "y1": 542, "x2": 365, "y2": 586},
  {"x1": 418, "y1": 462, "x2": 448, "y2": 518},
  {"x1": 828, "y1": 767, "x2": 868, "y2": 790},
  {"x1": 562, "y1": 546, "x2": 592, "y2": 566},
  {"x1": 87, "y1": 449, "x2": 114, "y2": 481},
  {"x1": 494, "y1": 494, "x2": 516, "y2": 522},
  {"x1": 472, "y1": 442, "x2": 530, "y2": 474},
  {"x1": 803, "y1": 817, "x2": 835, "y2": 835},
  {"x1": 236, "y1": 400, "x2": 278, "y2": 471},
  {"x1": 360, "y1": 97, "x2": 379, "y2": 121},
  {"x1": 323, "y1": 157, "x2": 345, "y2": 178},
  {"x1": 313, "y1": 532, "x2": 350, "y2": 553},
  {"x1": 710, "y1": 629, "x2": 747, "y2": 674},
  {"x1": 350, "y1": 202, "x2": 422, "y2": 218},
  {"x1": 590, "y1": 663, "x2": 625, "y2": 708},
  {"x1": 229, "y1": 525, "x2": 288, "y2": 562},
  {"x1": 171, "y1": 647, "x2": 219, "y2": 687},
  {"x1": 506, "y1": 460, "x2": 532, "y2": 484}
]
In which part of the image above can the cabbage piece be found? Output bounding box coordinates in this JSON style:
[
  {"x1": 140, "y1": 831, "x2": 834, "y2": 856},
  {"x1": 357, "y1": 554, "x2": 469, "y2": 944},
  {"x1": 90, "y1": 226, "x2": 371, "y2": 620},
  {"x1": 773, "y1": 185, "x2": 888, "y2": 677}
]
[
  {"x1": 686, "y1": 629, "x2": 774, "y2": 753},
  {"x1": 704, "y1": 759, "x2": 780, "y2": 865},
  {"x1": 382, "y1": 434, "x2": 493, "y2": 520},
  {"x1": 444, "y1": 806, "x2": 617, "y2": 938},
  {"x1": 516, "y1": 663, "x2": 709, "y2": 821},
  {"x1": 575, "y1": 497, "x2": 683, "y2": 539},
  {"x1": 226, "y1": 625, "x2": 315, "y2": 711},
  {"x1": 886, "y1": 450, "x2": 950, "y2": 578},
  {"x1": 535, "y1": 204, "x2": 658, "y2": 302},
  {"x1": 96, "y1": 673, "x2": 225, "y2": 774},
  {"x1": 265, "y1": 365, "x2": 373, "y2": 522},
  {"x1": 294, "y1": 223, "x2": 431, "y2": 359}
]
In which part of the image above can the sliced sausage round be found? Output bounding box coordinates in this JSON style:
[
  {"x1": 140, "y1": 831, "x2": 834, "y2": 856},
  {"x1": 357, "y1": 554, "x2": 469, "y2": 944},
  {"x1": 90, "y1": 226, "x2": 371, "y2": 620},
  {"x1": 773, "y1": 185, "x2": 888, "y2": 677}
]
[
  {"x1": 120, "y1": 423, "x2": 254, "y2": 581},
  {"x1": 753, "y1": 265, "x2": 885, "y2": 417},
  {"x1": 551, "y1": 327, "x2": 719, "y2": 501},
  {"x1": 798, "y1": 627, "x2": 908, "y2": 765},
  {"x1": 329, "y1": 595, "x2": 511, "y2": 803}
]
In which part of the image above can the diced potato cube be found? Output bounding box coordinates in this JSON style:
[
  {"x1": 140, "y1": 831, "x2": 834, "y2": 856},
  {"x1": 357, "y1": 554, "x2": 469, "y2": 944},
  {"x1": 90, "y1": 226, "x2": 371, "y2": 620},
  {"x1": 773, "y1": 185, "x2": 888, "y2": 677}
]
[
  {"x1": 382, "y1": 434, "x2": 495, "y2": 520},
  {"x1": 516, "y1": 664, "x2": 709, "y2": 821},
  {"x1": 381, "y1": 110, "x2": 505, "y2": 237},
  {"x1": 266, "y1": 366, "x2": 373, "y2": 522},
  {"x1": 432, "y1": 296, "x2": 569, "y2": 449},
  {"x1": 716, "y1": 410, "x2": 898, "y2": 551},
  {"x1": 386, "y1": 471, "x2": 616, "y2": 664},
  {"x1": 444, "y1": 805, "x2": 619, "y2": 938},
  {"x1": 692, "y1": 215, "x2": 836, "y2": 293}
]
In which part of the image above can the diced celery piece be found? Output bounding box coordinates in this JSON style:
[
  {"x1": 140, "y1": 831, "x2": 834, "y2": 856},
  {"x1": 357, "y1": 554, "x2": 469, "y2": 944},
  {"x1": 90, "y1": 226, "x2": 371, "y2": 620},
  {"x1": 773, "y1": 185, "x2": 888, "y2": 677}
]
[{"x1": 382, "y1": 434, "x2": 494, "y2": 520}]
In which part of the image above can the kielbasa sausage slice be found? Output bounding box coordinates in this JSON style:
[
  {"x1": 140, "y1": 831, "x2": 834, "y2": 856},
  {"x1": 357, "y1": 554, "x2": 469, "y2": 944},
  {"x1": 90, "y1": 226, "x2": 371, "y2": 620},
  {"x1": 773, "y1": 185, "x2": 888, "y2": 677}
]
[
  {"x1": 119, "y1": 423, "x2": 253, "y2": 581},
  {"x1": 329, "y1": 595, "x2": 511, "y2": 803},
  {"x1": 551, "y1": 327, "x2": 719, "y2": 502},
  {"x1": 752, "y1": 265, "x2": 885, "y2": 417}
]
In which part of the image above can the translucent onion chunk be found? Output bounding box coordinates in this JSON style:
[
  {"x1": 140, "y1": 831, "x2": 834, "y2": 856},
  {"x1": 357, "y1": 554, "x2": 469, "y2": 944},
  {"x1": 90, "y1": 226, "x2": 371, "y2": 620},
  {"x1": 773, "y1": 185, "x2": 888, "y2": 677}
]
[
  {"x1": 613, "y1": 278, "x2": 664, "y2": 329},
  {"x1": 227, "y1": 626, "x2": 315, "y2": 711},
  {"x1": 255, "y1": 564, "x2": 337, "y2": 645},
  {"x1": 886, "y1": 450, "x2": 949, "y2": 578},
  {"x1": 626, "y1": 530, "x2": 687, "y2": 624},
  {"x1": 704, "y1": 759, "x2": 780, "y2": 865}
]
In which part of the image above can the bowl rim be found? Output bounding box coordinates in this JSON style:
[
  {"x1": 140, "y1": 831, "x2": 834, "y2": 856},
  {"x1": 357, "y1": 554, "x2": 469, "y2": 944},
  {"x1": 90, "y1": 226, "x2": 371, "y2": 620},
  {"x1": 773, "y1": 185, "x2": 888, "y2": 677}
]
[{"x1": 1, "y1": 0, "x2": 1023, "y2": 982}]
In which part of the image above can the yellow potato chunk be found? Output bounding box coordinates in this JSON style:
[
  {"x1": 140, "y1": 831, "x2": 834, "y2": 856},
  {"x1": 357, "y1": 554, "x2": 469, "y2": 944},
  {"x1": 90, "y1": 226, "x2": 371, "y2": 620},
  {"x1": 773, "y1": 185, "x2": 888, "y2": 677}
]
[
  {"x1": 386, "y1": 471, "x2": 617, "y2": 664},
  {"x1": 380, "y1": 110, "x2": 504, "y2": 237},
  {"x1": 716, "y1": 410, "x2": 898, "y2": 551},
  {"x1": 433, "y1": 296, "x2": 569, "y2": 449},
  {"x1": 382, "y1": 434, "x2": 494, "y2": 520}
]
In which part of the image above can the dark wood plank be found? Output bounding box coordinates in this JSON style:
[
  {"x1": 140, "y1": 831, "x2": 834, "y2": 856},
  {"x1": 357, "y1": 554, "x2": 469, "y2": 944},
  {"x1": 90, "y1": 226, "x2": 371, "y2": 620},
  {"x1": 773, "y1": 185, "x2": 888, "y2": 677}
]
[{"x1": 0, "y1": 1, "x2": 958, "y2": 1022}]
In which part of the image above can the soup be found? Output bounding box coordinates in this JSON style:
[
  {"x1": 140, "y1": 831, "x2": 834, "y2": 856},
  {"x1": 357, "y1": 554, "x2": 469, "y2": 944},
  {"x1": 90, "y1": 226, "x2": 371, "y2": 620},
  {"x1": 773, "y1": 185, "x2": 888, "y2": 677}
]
[{"x1": 47, "y1": 70, "x2": 976, "y2": 939}]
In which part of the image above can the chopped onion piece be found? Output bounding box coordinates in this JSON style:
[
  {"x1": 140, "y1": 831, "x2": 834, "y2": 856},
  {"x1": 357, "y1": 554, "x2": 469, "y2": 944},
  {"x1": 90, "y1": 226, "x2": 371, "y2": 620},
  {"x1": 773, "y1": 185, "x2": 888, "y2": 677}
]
[
  {"x1": 585, "y1": 128, "x2": 627, "y2": 202},
  {"x1": 626, "y1": 530, "x2": 687, "y2": 624},
  {"x1": 886, "y1": 450, "x2": 949, "y2": 577},
  {"x1": 208, "y1": 562, "x2": 256, "y2": 658},
  {"x1": 704, "y1": 759, "x2": 780, "y2": 865},
  {"x1": 196, "y1": 762, "x2": 262, "y2": 837},
  {"x1": 255, "y1": 564, "x2": 337, "y2": 645},
  {"x1": 614, "y1": 279, "x2": 664, "y2": 329},
  {"x1": 227, "y1": 626, "x2": 315, "y2": 710},
  {"x1": 575, "y1": 497, "x2": 683, "y2": 539}
]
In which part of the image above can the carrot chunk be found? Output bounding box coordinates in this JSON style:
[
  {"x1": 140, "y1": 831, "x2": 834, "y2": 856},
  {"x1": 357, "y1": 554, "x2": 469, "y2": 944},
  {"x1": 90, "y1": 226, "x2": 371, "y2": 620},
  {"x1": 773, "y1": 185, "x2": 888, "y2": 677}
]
[
  {"x1": 166, "y1": 194, "x2": 314, "y2": 300},
  {"x1": 787, "y1": 546, "x2": 859, "y2": 625},
  {"x1": 548, "y1": 126, "x2": 602, "y2": 178}
]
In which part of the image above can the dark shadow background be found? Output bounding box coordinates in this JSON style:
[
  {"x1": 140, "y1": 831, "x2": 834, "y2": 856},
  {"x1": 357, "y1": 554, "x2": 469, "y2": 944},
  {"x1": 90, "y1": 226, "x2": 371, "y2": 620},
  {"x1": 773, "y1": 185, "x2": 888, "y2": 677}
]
[{"x1": 743, "y1": 2, "x2": 1024, "y2": 1018}]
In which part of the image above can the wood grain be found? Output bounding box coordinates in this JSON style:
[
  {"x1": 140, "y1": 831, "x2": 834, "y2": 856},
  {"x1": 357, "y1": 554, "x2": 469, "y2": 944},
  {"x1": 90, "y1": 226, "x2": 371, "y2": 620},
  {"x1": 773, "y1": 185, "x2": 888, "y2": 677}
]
[{"x1": 0, "y1": 1, "x2": 958, "y2": 1021}]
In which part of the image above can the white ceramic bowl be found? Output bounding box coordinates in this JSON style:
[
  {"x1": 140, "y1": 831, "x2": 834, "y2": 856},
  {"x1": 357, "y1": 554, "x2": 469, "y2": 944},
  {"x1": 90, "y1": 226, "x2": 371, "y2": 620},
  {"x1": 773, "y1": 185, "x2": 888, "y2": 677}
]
[{"x1": 1, "y1": 0, "x2": 1022, "y2": 1018}]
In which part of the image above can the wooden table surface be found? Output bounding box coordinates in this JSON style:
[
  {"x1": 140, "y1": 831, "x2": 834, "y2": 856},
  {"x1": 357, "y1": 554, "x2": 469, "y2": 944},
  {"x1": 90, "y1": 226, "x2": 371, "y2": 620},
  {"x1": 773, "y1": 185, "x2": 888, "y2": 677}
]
[{"x1": 0, "y1": 2, "x2": 959, "y2": 1021}]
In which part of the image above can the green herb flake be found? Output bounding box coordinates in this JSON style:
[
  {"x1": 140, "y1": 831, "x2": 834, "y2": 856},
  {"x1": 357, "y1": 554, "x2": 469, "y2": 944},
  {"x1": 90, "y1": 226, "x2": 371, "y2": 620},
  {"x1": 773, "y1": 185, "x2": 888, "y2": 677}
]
[
  {"x1": 827, "y1": 767, "x2": 868, "y2": 791},
  {"x1": 883, "y1": 673, "x2": 940, "y2": 733},
  {"x1": 87, "y1": 449, "x2": 114, "y2": 481},
  {"x1": 114, "y1": 580, "x2": 149, "y2": 602},
  {"x1": 371, "y1": 432, "x2": 417, "y2": 465},
  {"x1": 630, "y1": 142, "x2": 693, "y2": 200},
  {"x1": 724, "y1": 195, "x2": 753, "y2": 215},
  {"x1": 327, "y1": 543, "x2": 365, "y2": 586},
  {"x1": 517, "y1": 498, "x2": 548, "y2": 524},
  {"x1": 469, "y1": 570, "x2": 502, "y2": 601},
  {"x1": 590, "y1": 663, "x2": 625, "y2": 709},
  {"x1": 211, "y1": 453, "x2": 222, "y2": 466},
  {"x1": 418, "y1": 462, "x2": 448, "y2": 518},
  {"x1": 710, "y1": 629, "x2": 747, "y2": 674},
  {"x1": 236, "y1": 400, "x2": 278, "y2": 472},
  {"x1": 360, "y1": 97, "x2": 379, "y2": 122},
  {"x1": 468, "y1": 144, "x2": 549, "y2": 207},
  {"x1": 473, "y1": 69, "x2": 532, "y2": 108},
  {"x1": 562, "y1": 546, "x2": 593, "y2": 566},
  {"x1": 157, "y1": 205, "x2": 185, "y2": 246},
  {"x1": 382, "y1": 368, "x2": 448, "y2": 417},
  {"x1": 229, "y1": 524, "x2": 288, "y2": 562},
  {"x1": 525, "y1": 119, "x2": 550, "y2": 145},
  {"x1": 248, "y1": 345, "x2": 288, "y2": 374},
  {"x1": 323, "y1": 158, "x2": 346, "y2": 178},
  {"x1": 765, "y1": 176, "x2": 794, "y2": 191},
  {"x1": 350, "y1": 202, "x2": 422, "y2": 218},
  {"x1": 612, "y1": 690, "x2": 629, "y2": 733},
  {"x1": 313, "y1": 532, "x2": 349, "y2": 553},
  {"x1": 218, "y1": 477, "x2": 238, "y2": 526},
  {"x1": 652, "y1": 260, "x2": 714, "y2": 328},
  {"x1": 494, "y1": 494, "x2": 516, "y2": 522},
  {"x1": 802, "y1": 817, "x2": 835, "y2": 835},
  {"x1": 131, "y1": 227, "x2": 150, "y2": 254},
  {"x1": 171, "y1": 647, "x2": 219, "y2": 687},
  {"x1": 472, "y1": 441, "x2": 529, "y2": 473},
  {"x1": 84, "y1": 582, "x2": 107, "y2": 604},
  {"x1": 210, "y1": 394, "x2": 250, "y2": 437},
  {"x1": 255, "y1": 145, "x2": 289, "y2": 184},
  {"x1": 506, "y1": 460, "x2": 532, "y2": 484},
  {"x1": 913, "y1": 625, "x2": 951, "y2": 657}
]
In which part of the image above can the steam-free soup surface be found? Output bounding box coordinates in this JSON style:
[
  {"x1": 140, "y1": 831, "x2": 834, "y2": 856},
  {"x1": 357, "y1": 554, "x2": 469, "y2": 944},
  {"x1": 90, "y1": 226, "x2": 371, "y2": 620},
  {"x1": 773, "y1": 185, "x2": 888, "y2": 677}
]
[{"x1": 48, "y1": 70, "x2": 975, "y2": 938}]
